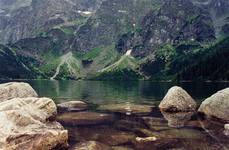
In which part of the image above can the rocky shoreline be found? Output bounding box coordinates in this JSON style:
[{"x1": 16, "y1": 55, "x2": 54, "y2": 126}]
[{"x1": 0, "y1": 82, "x2": 229, "y2": 150}]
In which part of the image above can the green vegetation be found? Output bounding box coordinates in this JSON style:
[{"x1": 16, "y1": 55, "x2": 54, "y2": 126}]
[
  {"x1": 93, "y1": 52, "x2": 142, "y2": 80},
  {"x1": 141, "y1": 37, "x2": 229, "y2": 81}
]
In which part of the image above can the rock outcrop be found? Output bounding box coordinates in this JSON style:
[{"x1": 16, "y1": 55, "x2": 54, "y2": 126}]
[
  {"x1": 159, "y1": 86, "x2": 197, "y2": 112},
  {"x1": 198, "y1": 88, "x2": 229, "y2": 122},
  {"x1": 0, "y1": 82, "x2": 38, "y2": 102},
  {"x1": 0, "y1": 97, "x2": 68, "y2": 150}
]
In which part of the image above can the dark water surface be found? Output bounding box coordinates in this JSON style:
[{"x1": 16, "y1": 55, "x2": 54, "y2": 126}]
[
  {"x1": 1, "y1": 80, "x2": 229, "y2": 149},
  {"x1": 3, "y1": 80, "x2": 228, "y2": 103}
]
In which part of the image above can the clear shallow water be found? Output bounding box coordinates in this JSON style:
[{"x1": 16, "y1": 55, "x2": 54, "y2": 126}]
[
  {"x1": 1, "y1": 80, "x2": 229, "y2": 149},
  {"x1": 2, "y1": 80, "x2": 228, "y2": 104}
]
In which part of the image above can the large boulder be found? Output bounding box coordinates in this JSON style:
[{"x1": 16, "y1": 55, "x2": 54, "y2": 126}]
[
  {"x1": 0, "y1": 82, "x2": 38, "y2": 102},
  {"x1": 0, "y1": 97, "x2": 68, "y2": 150},
  {"x1": 159, "y1": 86, "x2": 197, "y2": 112},
  {"x1": 198, "y1": 88, "x2": 229, "y2": 122}
]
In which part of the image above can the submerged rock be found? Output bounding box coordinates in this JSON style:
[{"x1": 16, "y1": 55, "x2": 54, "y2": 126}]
[
  {"x1": 142, "y1": 117, "x2": 170, "y2": 131},
  {"x1": 161, "y1": 111, "x2": 194, "y2": 128},
  {"x1": 57, "y1": 101, "x2": 88, "y2": 112},
  {"x1": 133, "y1": 136, "x2": 179, "y2": 150},
  {"x1": 198, "y1": 88, "x2": 229, "y2": 122},
  {"x1": 157, "y1": 128, "x2": 206, "y2": 140},
  {"x1": 97, "y1": 131, "x2": 136, "y2": 146},
  {"x1": 0, "y1": 97, "x2": 68, "y2": 150},
  {"x1": 0, "y1": 82, "x2": 38, "y2": 102},
  {"x1": 159, "y1": 86, "x2": 196, "y2": 112},
  {"x1": 98, "y1": 103, "x2": 154, "y2": 115},
  {"x1": 57, "y1": 112, "x2": 115, "y2": 126},
  {"x1": 71, "y1": 141, "x2": 112, "y2": 150},
  {"x1": 111, "y1": 146, "x2": 134, "y2": 150}
]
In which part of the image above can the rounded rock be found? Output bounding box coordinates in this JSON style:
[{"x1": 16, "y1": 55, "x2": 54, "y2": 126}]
[
  {"x1": 159, "y1": 86, "x2": 196, "y2": 112},
  {"x1": 198, "y1": 88, "x2": 229, "y2": 122}
]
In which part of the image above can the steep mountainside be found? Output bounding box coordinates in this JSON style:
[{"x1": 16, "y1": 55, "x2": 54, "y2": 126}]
[
  {"x1": 0, "y1": 0, "x2": 102, "y2": 43},
  {"x1": 0, "y1": 0, "x2": 228, "y2": 80},
  {"x1": 117, "y1": 0, "x2": 215, "y2": 57},
  {"x1": 0, "y1": 44, "x2": 37, "y2": 79},
  {"x1": 192, "y1": 0, "x2": 229, "y2": 37}
]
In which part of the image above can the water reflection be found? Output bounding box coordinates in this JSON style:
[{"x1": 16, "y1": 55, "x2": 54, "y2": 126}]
[{"x1": 1, "y1": 80, "x2": 229, "y2": 104}]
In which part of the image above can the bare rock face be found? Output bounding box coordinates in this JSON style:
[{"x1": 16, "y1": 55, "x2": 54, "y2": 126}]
[
  {"x1": 0, "y1": 82, "x2": 38, "y2": 102},
  {"x1": 159, "y1": 86, "x2": 197, "y2": 112},
  {"x1": 198, "y1": 88, "x2": 229, "y2": 122},
  {"x1": 0, "y1": 97, "x2": 68, "y2": 150}
]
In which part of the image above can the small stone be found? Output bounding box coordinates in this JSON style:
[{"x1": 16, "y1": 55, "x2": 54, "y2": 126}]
[
  {"x1": 136, "y1": 136, "x2": 157, "y2": 143},
  {"x1": 225, "y1": 124, "x2": 229, "y2": 130}
]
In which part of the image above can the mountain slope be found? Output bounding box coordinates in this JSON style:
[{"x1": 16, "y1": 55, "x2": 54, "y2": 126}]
[
  {"x1": 0, "y1": 44, "x2": 37, "y2": 79},
  {"x1": 0, "y1": 0, "x2": 102, "y2": 44},
  {"x1": 93, "y1": 50, "x2": 142, "y2": 80}
]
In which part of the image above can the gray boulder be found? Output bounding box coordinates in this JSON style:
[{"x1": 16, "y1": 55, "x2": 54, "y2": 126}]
[
  {"x1": 159, "y1": 86, "x2": 196, "y2": 112},
  {"x1": 198, "y1": 88, "x2": 229, "y2": 122},
  {"x1": 0, "y1": 82, "x2": 38, "y2": 102},
  {"x1": 0, "y1": 97, "x2": 68, "y2": 150}
]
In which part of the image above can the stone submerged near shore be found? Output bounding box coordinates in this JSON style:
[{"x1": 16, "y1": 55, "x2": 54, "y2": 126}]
[{"x1": 0, "y1": 82, "x2": 68, "y2": 150}]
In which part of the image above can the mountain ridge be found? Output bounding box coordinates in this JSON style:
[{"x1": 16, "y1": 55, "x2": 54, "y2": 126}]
[{"x1": 0, "y1": 0, "x2": 228, "y2": 80}]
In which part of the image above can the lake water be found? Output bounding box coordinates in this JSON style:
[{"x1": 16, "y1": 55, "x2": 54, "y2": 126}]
[
  {"x1": 1, "y1": 80, "x2": 229, "y2": 149},
  {"x1": 3, "y1": 80, "x2": 228, "y2": 104}
]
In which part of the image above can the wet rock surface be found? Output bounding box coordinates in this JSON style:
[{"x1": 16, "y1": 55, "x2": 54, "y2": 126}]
[
  {"x1": 159, "y1": 86, "x2": 197, "y2": 112},
  {"x1": 57, "y1": 111, "x2": 115, "y2": 126}
]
